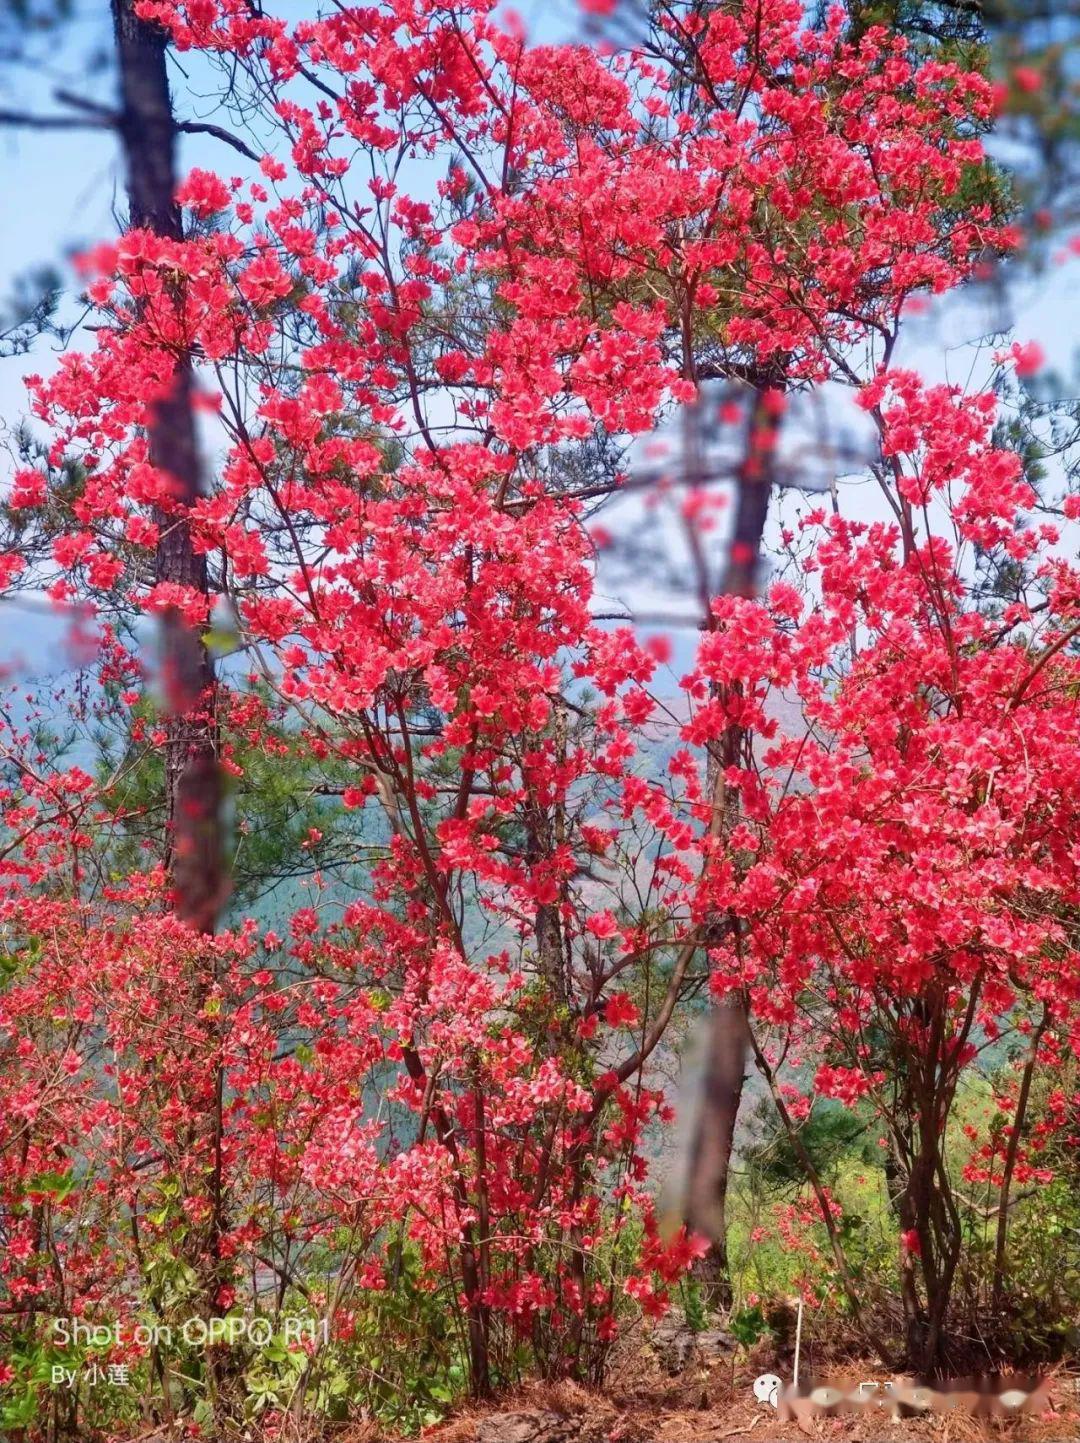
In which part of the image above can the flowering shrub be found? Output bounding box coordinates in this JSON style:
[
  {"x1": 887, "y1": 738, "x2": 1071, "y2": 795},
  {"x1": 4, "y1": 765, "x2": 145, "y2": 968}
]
[
  {"x1": 682, "y1": 376, "x2": 1080, "y2": 1368},
  {"x1": 0, "y1": 888, "x2": 703, "y2": 1425}
]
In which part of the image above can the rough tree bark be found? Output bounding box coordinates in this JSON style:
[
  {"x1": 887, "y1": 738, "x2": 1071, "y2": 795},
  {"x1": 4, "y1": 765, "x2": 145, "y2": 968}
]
[
  {"x1": 111, "y1": 0, "x2": 223, "y2": 935},
  {"x1": 110, "y1": 18, "x2": 230, "y2": 1404},
  {"x1": 683, "y1": 382, "x2": 784, "y2": 1308}
]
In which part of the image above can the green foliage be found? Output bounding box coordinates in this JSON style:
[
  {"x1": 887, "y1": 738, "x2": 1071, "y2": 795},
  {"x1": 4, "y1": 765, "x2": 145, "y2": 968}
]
[
  {"x1": 677, "y1": 1277, "x2": 708, "y2": 1334},
  {"x1": 728, "y1": 1303, "x2": 768, "y2": 1348},
  {"x1": 742, "y1": 1097, "x2": 872, "y2": 1192},
  {"x1": 91, "y1": 685, "x2": 376, "y2": 911},
  {"x1": 2, "y1": 1254, "x2": 471, "y2": 1437},
  {"x1": 319, "y1": 1254, "x2": 468, "y2": 1431},
  {"x1": 0, "y1": 265, "x2": 69, "y2": 356},
  {"x1": 721, "y1": 1062, "x2": 1080, "y2": 1368}
]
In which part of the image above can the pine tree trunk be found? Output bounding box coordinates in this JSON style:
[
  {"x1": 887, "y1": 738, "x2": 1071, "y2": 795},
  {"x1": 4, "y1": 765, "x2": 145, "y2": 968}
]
[
  {"x1": 111, "y1": 0, "x2": 223, "y2": 934},
  {"x1": 683, "y1": 993, "x2": 751, "y2": 1306},
  {"x1": 684, "y1": 383, "x2": 784, "y2": 1305}
]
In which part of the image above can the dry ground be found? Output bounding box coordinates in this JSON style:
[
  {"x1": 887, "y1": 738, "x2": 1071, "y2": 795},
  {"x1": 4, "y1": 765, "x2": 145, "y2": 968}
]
[{"x1": 378, "y1": 1350, "x2": 1080, "y2": 1443}]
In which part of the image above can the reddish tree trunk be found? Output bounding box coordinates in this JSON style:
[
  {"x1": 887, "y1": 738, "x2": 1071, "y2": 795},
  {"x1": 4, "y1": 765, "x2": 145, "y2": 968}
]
[
  {"x1": 684, "y1": 384, "x2": 784, "y2": 1306},
  {"x1": 111, "y1": 0, "x2": 223, "y2": 934}
]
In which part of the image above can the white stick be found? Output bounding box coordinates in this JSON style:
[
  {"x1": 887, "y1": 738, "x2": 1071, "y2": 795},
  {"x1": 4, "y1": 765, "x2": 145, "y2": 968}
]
[{"x1": 793, "y1": 1296, "x2": 804, "y2": 1390}]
